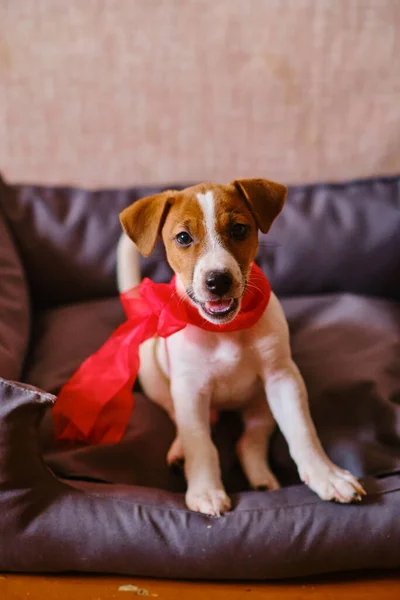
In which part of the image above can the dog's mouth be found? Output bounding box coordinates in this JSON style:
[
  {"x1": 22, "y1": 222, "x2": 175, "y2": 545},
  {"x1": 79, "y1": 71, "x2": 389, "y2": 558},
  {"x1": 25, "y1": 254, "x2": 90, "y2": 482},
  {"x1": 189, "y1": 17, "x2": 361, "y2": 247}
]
[
  {"x1": 186, "y1": 290, "x2": 240, "y2": 322},
  {"x1": 186, "y1": 284, "x2": 243, "y2": 323},
  {"x1": 202, "y1": 298, "x2": 238, "y2": 319}
]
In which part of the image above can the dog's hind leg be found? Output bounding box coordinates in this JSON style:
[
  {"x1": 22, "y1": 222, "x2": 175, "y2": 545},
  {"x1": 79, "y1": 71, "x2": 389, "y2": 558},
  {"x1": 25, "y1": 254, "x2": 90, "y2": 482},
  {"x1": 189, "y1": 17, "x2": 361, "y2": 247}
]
[{"x1": 237, "y1": 394, "x2": 280, "y2": 491}]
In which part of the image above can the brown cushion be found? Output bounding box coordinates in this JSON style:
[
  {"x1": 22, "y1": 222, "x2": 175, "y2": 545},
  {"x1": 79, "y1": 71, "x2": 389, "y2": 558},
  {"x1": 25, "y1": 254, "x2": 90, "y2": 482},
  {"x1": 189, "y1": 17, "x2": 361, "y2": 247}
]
[
  {"x1": 25, "y1": 298, "x2": 124, "y2": 393},
  {"x1": 1, "y1": 287, "x2": 400, "y2": 580},
  {"x1": 0, "y1": 173, "x2": 399, "y2": 580}
]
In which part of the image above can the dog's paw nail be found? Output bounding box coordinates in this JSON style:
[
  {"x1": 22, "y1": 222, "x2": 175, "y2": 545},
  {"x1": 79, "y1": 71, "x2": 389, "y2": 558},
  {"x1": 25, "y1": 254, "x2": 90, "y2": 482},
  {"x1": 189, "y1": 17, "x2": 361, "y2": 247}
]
[
  {"x1": 303, "y1": 464, "x2": 366, "y2": 503},
  {"x1": 170, "y1": 458, "x2": 184, "y2": 474},
  {"x1": 256, "y1": 485, "x2": 268, "y2": 491}
]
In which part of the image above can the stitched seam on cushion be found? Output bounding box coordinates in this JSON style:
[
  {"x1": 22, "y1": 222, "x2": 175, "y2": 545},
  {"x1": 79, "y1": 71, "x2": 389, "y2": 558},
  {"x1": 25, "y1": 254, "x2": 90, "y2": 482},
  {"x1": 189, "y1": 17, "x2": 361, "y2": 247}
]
[
  {"x1": 67, "y1": 483, "x2": 400, "y2": 515},
  {"x1": 0, "y1": 377, "x2": 55, "y2": 403}
]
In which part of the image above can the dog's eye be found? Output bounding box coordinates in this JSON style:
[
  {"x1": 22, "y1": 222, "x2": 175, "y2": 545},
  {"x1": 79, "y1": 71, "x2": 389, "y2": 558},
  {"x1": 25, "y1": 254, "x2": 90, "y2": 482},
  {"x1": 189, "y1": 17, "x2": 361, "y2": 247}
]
[
  {"x1": 175, "y1": 231, "x2": 193, "y2": 247},
  {"x1": 230, "y1": 223, "x2": 249, "y2": 241}
]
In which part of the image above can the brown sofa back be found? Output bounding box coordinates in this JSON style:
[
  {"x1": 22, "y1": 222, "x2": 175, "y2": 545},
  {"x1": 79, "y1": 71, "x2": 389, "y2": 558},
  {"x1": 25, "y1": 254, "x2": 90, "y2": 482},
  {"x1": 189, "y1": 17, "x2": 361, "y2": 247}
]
[
  {"x1": 1, "y1": 175, "x2": 399, "y2": 308},
  {"x1": 0, "y1": 179, "x2": 30, "y2": 379}
]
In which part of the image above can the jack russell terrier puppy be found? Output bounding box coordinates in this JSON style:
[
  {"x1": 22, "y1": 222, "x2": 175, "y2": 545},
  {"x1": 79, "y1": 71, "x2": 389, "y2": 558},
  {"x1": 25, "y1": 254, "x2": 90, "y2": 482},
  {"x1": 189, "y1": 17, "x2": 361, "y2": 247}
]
[{"x1": 116, "y1": 179, "x2": 366, "y2": 516}]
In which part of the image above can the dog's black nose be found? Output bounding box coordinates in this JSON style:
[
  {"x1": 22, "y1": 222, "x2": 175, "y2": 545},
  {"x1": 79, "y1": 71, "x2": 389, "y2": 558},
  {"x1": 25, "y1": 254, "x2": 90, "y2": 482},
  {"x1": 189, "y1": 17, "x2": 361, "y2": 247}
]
[{"x1": 205, "y1": 270, "x2": 233, "y2": 296}]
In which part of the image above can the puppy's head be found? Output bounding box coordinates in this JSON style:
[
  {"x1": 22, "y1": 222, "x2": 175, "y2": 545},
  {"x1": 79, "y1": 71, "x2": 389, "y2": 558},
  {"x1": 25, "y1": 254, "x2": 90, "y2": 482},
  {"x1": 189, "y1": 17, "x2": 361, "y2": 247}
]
[{"x1": 120, "y1": 179, "x2": 286, "y2": 324}]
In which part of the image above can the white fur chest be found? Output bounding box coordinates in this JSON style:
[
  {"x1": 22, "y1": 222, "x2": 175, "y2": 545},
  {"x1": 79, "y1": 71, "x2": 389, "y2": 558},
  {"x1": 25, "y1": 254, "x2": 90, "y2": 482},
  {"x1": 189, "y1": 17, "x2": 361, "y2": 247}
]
[{"x1": 163, "y1": 325, "x2": 264, "y2": 409}]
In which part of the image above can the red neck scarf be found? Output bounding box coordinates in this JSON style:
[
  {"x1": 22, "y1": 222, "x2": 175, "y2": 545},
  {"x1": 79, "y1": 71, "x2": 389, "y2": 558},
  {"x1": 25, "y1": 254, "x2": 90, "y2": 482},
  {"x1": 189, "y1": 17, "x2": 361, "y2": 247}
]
[{"x1": 53, "y1": 263, "x2": 271, "y2": 444}]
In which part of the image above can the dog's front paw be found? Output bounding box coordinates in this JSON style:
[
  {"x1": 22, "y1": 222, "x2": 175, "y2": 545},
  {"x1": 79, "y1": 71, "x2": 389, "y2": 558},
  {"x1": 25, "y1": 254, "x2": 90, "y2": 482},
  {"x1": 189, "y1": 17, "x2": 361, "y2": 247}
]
[
  {"x1": 300, "y1": 462, "x2": 366, "y2": 503},
  {"x1": 186, "y1": 488, "x2": 232, "y2": 516}
]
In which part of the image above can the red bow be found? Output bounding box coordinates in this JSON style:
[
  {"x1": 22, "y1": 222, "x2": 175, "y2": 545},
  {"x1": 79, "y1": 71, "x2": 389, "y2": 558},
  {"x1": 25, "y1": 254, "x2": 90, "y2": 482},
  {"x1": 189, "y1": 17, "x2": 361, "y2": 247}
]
[{"x1": 53, "y1": 263, "x2": 271, "y2": 444}]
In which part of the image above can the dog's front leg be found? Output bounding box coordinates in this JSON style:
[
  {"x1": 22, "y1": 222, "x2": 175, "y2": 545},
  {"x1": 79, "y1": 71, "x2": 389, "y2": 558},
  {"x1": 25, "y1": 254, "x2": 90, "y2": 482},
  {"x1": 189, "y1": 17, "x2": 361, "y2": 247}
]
[
  {"x1": 263, "y1": 359, "x2": 366, "y2": 503},
  {"x1": 171, "y1": 379, "x2": 231, "y2": 516}
]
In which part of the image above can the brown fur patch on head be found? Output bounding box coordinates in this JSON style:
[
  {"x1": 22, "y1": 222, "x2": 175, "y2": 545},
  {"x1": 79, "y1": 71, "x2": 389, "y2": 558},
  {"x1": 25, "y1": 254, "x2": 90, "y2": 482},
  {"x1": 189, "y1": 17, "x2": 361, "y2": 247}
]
[
  {"x1": 233, "y1": 178, "x2": 287, "y2": 234},
  {"x1": 210, "y1": 185, "x2": 259, "y2": 278},
  {"x1": 160, "y1": 188, "x2": 207, "y2": 289},
  {"x1": 120, "y1": 190, "x2": 175, "y2": 256},
  {"x1": 120, "y1": 179, "x2": 286, "y2": 293},
  {"x1": 160, "y1": 183, "x2": 259, "y2": 290}
]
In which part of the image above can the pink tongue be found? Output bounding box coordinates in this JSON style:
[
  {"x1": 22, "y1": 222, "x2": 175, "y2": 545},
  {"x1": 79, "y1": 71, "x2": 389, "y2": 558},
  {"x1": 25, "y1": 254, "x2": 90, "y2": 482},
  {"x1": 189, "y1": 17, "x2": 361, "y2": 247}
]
[{"x1": 205, "y1": 299, "x2": 233, "y2": 313}]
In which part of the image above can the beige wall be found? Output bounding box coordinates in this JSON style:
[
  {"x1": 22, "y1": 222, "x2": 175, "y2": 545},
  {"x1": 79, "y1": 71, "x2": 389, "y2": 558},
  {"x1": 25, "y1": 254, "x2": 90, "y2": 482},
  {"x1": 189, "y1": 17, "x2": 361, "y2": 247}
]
[{"x1": 1, "y1": 0, "x2": 400, "y2": 188}]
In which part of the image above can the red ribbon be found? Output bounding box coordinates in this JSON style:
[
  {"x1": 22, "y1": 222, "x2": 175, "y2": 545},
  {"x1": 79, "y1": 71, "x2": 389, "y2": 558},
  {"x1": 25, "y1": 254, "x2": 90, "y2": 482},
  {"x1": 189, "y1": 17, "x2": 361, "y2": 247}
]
[{"x1": 53, "y1": 263, "x2": 271, "y2": 444}]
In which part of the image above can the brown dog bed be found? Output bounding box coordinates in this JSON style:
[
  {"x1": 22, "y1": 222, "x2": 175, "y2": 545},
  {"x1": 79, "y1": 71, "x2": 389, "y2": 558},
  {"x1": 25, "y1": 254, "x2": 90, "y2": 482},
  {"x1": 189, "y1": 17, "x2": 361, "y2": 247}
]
[{"x1": 0, "y1": 173, "x2": 399, "y2": 579}]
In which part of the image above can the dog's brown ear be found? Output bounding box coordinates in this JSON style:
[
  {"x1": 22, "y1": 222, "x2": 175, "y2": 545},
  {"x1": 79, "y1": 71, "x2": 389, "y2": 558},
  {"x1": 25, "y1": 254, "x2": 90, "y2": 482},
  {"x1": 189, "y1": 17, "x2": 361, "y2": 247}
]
[
  {"x1": 120, "y1": 191, "x2": 175, "y2": 256},
  {"x1": 233, "y1": 178, "x2": 287, "y2": 233}
]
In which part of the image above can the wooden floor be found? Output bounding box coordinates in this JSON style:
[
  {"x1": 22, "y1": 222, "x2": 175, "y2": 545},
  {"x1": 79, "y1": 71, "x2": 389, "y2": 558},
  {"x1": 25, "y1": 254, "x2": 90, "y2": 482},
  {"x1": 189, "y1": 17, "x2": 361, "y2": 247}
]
[{"x1": 1, "y1": 571, "x2": 399, "y2": 600}]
